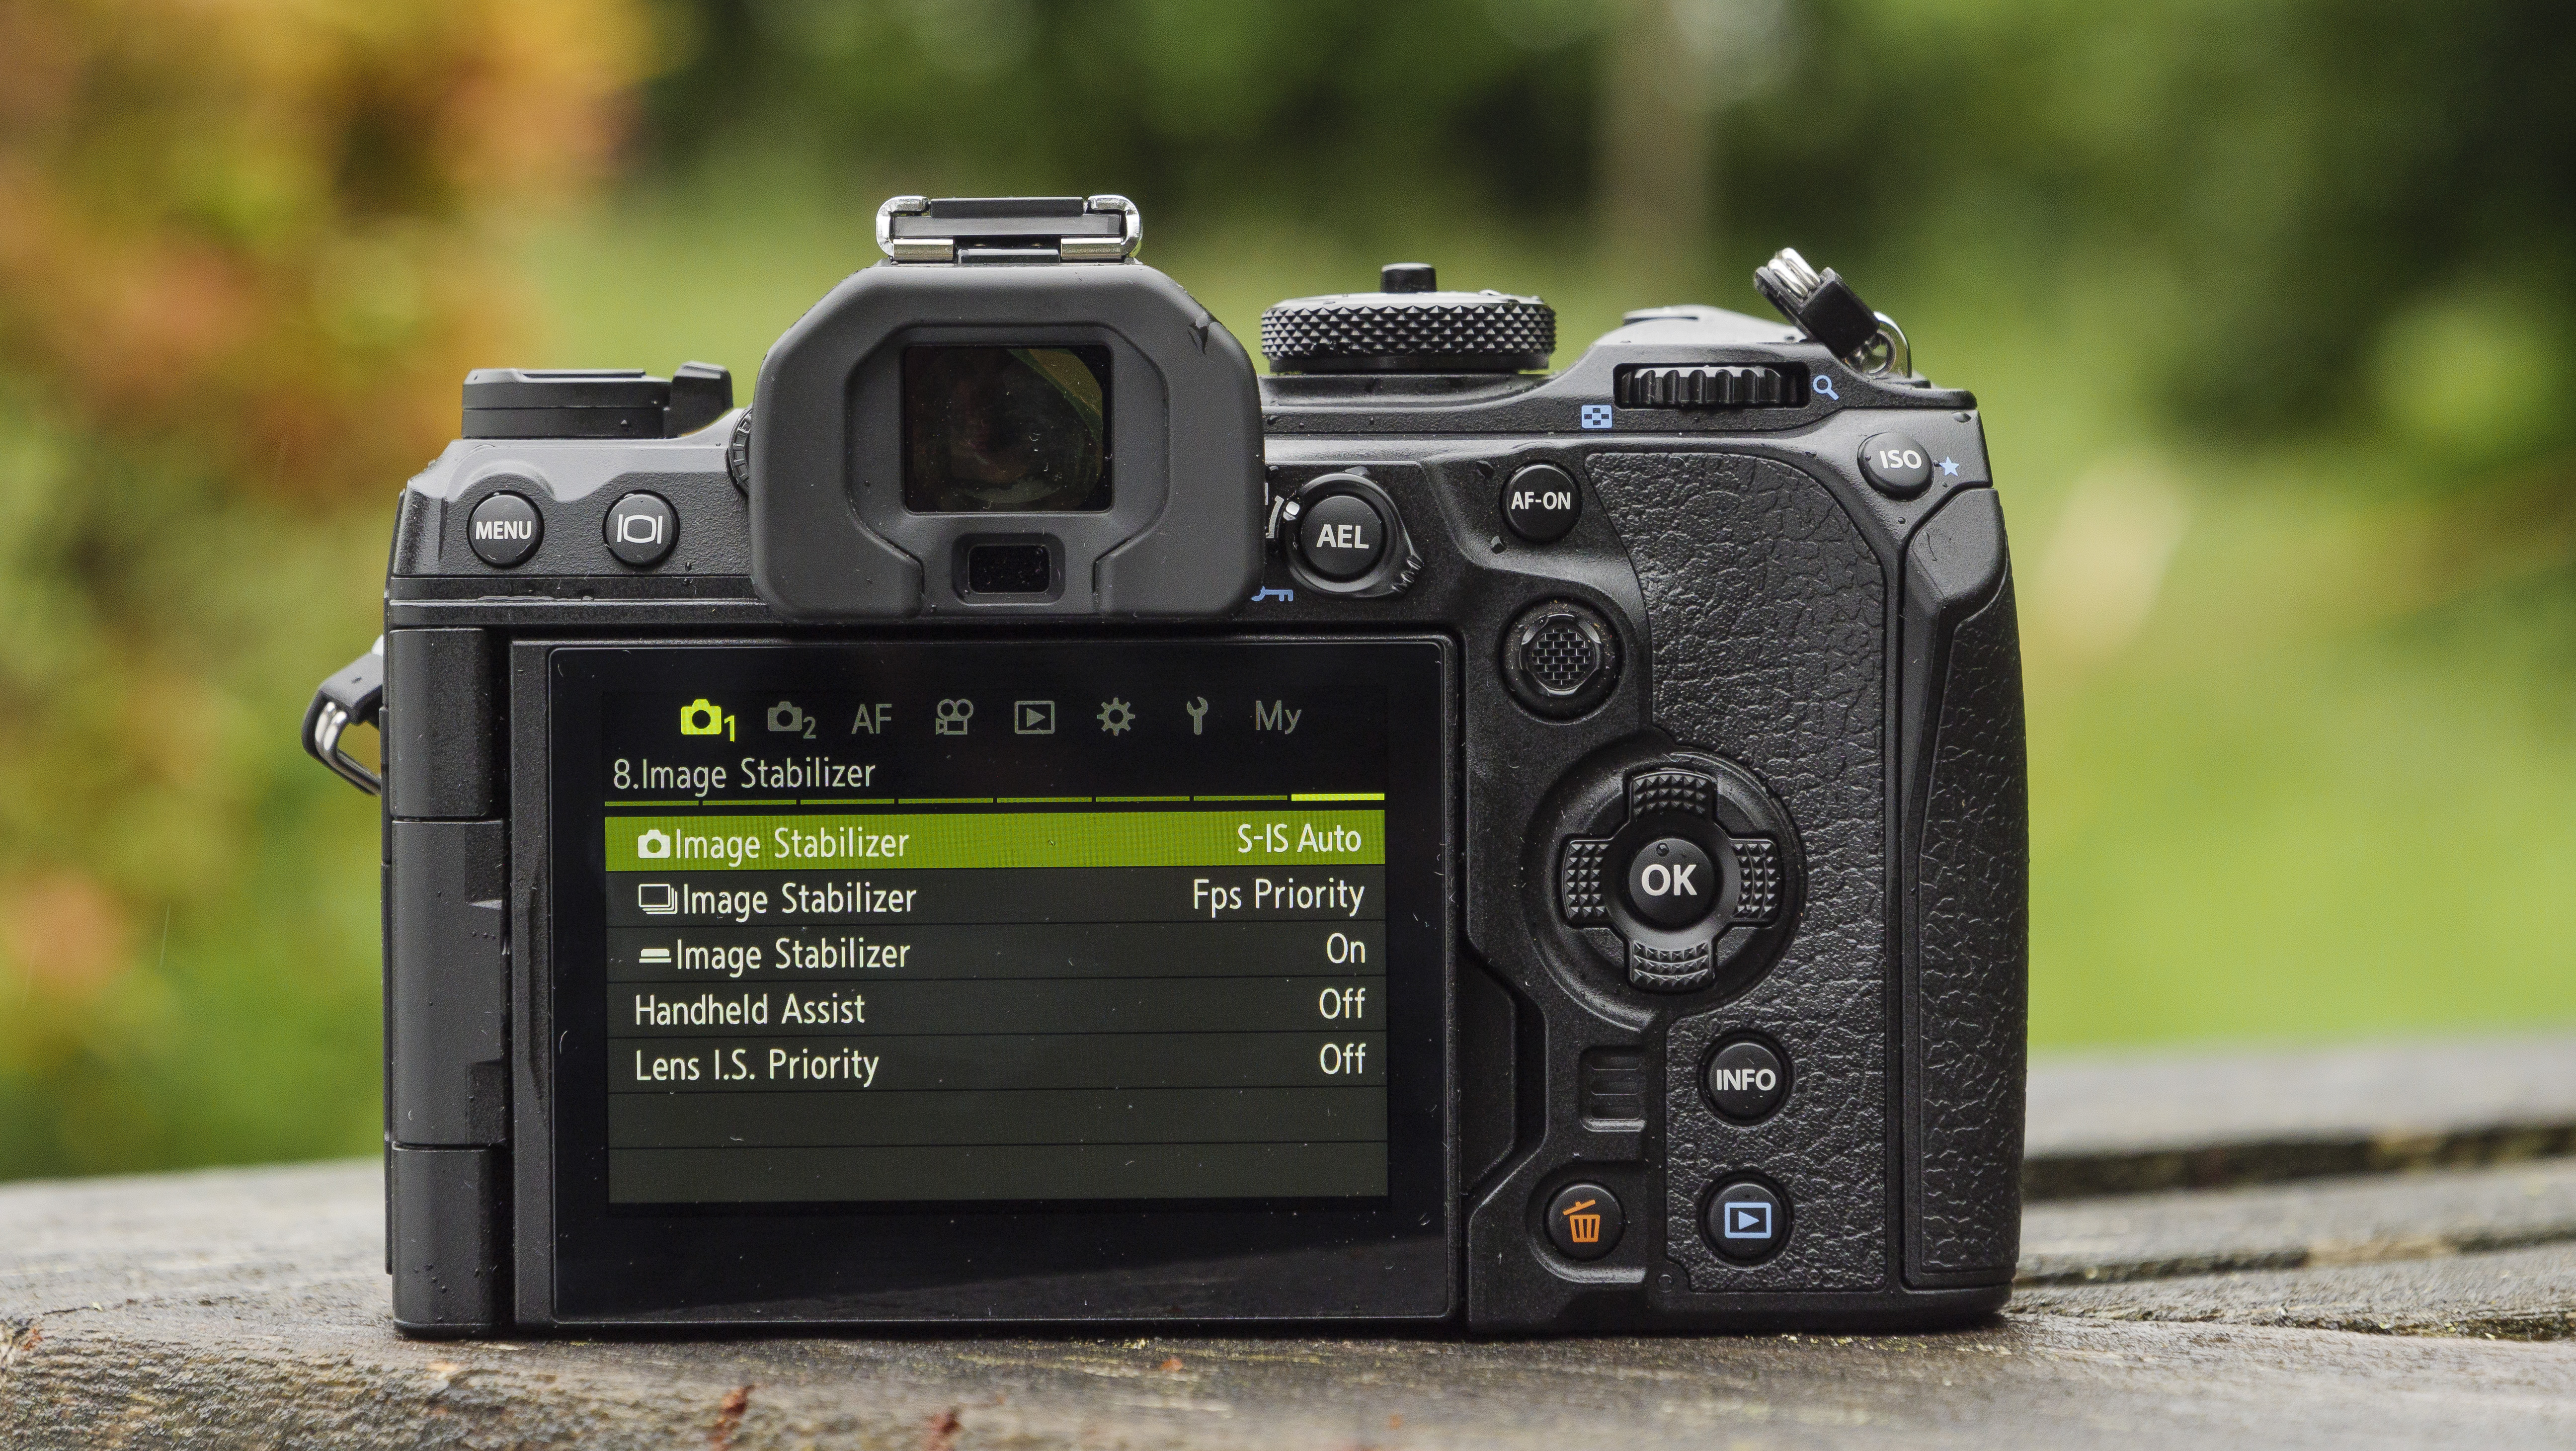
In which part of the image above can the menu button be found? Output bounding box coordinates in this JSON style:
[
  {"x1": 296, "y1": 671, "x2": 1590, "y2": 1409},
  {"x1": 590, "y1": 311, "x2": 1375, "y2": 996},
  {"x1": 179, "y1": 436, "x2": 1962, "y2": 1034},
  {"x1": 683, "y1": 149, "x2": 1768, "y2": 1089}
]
[{"x1": 468, "y1": 491, "x2": 542, "y2": 567}]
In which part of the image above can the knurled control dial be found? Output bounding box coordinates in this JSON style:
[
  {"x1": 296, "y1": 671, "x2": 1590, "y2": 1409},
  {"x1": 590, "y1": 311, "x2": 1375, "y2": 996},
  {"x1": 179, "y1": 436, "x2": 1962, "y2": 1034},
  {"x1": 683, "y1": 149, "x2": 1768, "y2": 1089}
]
[
  {"x1": 1554, "y1": 756, "x2": 1800, "y2": 994},
  {"x1": 1261, "y1": 263, "x2": 1555, "y2": 374},
  {"x1": 1615, "y1": 364, "x2": 1792, "y2": 409}
]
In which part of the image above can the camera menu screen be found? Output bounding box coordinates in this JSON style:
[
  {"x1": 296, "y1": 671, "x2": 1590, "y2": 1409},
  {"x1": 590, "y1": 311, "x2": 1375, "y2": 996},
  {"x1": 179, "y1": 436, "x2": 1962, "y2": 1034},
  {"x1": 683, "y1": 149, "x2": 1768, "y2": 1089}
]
[{"x1": 571, "y1": 640, "x2": 1445, "y2": 1208}]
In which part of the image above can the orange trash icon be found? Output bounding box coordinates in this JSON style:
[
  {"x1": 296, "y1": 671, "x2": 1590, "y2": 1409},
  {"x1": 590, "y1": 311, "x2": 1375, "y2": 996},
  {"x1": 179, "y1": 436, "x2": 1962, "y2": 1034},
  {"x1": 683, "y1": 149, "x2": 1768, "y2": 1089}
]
[{"x1": 1561, "y1": 1198, "x2": 1602, "y2": 1245}]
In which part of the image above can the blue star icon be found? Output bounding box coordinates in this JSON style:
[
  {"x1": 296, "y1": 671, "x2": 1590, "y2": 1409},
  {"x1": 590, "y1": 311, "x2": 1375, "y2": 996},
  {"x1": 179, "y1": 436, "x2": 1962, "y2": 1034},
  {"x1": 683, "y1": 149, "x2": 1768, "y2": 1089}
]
[{"x1": 1938, "y1": 457, "x2": 1961, "y2": 477}]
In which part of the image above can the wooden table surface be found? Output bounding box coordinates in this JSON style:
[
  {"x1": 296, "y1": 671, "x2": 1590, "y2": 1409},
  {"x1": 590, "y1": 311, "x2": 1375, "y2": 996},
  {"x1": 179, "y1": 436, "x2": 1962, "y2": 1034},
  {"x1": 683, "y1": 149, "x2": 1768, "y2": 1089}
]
[{"x1": 6, "y1": 1034, "x2": 2574, "y2": 1448}]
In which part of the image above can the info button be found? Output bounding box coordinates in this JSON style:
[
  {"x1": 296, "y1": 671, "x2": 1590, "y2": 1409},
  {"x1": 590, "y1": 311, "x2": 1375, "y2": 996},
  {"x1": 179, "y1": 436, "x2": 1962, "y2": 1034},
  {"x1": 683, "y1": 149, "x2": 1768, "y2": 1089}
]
[{"x1": 1703, "y1": 1039, "x2": 1789, "y2": 1123}]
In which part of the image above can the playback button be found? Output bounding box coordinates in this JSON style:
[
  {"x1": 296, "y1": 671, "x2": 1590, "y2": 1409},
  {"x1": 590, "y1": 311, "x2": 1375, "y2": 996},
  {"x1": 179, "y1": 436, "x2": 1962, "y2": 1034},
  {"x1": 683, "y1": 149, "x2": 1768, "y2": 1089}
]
[{"x1": 1703, "y1": 1178, "x2": 1788, "y2": 1263}]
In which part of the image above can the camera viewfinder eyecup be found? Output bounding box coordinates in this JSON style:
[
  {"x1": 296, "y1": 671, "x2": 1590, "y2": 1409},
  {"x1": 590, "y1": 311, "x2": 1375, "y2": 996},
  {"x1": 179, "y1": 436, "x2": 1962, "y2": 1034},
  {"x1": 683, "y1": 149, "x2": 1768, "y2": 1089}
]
[{"x1": 749, "y1": 197, "x2": 1259, "y2": 620}]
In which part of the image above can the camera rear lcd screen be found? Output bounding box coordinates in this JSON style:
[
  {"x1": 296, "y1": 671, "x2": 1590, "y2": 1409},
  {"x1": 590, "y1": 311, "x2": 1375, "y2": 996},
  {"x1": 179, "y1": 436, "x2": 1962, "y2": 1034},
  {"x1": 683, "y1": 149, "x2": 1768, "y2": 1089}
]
[
  {"x1": 901, "y1": 345, "x2": 1112, "y2": 512},
  {"x1": 565, "y1": 640, "x2": 1444, "y2": 1208}
]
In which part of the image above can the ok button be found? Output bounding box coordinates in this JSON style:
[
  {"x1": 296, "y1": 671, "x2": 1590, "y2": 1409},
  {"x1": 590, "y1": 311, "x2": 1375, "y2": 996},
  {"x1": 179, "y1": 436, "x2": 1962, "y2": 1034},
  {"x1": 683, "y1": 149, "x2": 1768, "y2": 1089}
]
[{"x1": 1625, "y1": 837, "x2": 1716, "y2": 928}]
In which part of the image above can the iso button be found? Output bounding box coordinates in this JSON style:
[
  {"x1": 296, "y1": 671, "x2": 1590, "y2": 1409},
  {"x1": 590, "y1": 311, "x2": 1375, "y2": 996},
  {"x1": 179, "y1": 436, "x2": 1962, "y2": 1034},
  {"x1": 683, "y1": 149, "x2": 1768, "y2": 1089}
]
[
  {"x1": 605, "y1": 491, "x2": 677, "y2": 566},
  {"x1": 1704, "y1": 1039, "x2": 1788, "y2": 1123},
  {"x1": 467, "y1": 491, "x2": 541, "y2": 567},
  {"x1": 1296, "y1": 492, "x2": 1386, "y2": 580},
  {"x1": 1502, "y1": 462, "x2": 1580, "y2": 543},
  {"x1": 1858, "y1": 432, "x2": 1934, "y2": 497}
]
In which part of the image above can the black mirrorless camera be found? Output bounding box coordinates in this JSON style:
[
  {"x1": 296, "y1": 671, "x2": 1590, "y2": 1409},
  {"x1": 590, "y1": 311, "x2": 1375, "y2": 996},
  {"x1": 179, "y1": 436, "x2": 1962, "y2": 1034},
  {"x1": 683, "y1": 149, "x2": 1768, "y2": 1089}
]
[{"x1": 304, "y1": 195, "x2": 2026, "y2": 1335}]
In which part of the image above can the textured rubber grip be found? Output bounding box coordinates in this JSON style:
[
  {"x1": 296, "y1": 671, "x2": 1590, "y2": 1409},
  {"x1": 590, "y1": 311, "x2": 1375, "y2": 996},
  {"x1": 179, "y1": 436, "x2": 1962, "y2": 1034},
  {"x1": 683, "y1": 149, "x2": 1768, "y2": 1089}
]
[{"x1": 1899, "y1": 488, "x2": 2028, "y2": 1285}]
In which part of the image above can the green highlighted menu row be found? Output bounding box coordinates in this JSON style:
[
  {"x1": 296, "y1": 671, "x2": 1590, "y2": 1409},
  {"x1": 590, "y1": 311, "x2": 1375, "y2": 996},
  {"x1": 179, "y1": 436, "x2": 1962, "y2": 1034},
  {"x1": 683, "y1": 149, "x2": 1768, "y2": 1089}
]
[{"x1": 607, "y1": 807, "x2": 1385, "y2": 873}]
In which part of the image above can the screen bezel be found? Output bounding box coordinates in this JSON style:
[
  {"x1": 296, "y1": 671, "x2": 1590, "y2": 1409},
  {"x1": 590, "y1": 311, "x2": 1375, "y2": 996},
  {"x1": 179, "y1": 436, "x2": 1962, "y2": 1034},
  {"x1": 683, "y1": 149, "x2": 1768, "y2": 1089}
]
[{"x1": 536, "y1": 636, "x2": 1457, "y2": 1324}]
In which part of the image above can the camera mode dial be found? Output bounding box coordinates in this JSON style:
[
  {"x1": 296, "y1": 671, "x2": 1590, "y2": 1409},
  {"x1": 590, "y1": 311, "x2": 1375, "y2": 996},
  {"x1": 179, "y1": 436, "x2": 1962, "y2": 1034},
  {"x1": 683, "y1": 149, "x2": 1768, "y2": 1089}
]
[
  {"x1": 1555, "y1": 757, "x2": 1801, "y2": 994},
  {"x1": 1261, "y1": 264, "x2": 1555, "y2": 374}
]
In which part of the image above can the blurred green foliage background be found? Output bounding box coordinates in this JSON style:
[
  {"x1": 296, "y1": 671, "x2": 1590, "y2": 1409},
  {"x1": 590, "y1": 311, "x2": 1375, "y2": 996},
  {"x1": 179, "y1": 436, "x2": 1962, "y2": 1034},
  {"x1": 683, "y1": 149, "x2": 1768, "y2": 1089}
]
[{"x1": 1, "y1": 0, "x2": 2569, "y2": 1179}]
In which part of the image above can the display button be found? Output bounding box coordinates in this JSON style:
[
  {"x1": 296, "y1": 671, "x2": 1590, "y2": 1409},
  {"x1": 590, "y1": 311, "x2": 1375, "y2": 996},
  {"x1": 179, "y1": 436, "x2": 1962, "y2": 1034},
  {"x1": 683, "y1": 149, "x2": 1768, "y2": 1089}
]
[
  {"x1": 1624, "y1": 837, "x2": 1716, "y2": 929},
  {"x1": 1544, "y1": 1182, "x2": 1623, "y2": 1261},
  {"x1": 1705, "y1": 1179, "x2": 1787, "y2": 1262},
  {"x1": 604, "y1": 490, "x2": 677, "y2": 566},
  {"x1": 1502, "y1": 463, "x2": 1580, "y2": 543},
  {"x1": 1296, "y1": 492, "x2": 1386, "y2": 579},
  {"x1": 467, "y1": 491, "x2": 542, "y2": 567},
  {"x1": 1704, "y1": 1039, "x2": 1788, "y2": 1123},
  {"x1": 1858, "y1": 432, "x2": 1934, "y2": 496}
]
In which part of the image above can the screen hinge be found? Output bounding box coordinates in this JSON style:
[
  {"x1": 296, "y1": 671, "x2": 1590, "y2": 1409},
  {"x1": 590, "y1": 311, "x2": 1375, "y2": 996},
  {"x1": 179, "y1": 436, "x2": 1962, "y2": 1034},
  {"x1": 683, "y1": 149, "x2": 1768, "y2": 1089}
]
[{"x1": 877, "y1": 195, "x2": 1143, "y2": 264}]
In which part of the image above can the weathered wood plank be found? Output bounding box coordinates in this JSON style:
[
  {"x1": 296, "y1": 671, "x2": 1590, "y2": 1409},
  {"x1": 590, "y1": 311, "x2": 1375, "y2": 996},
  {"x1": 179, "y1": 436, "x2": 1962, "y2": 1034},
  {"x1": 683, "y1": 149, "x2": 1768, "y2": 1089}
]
[
  {"x1": 2025, "y1": 1035, "x2": 2576, "y2": 1198},
  {"x1": 2021, "y1": 1159, "x2": 2576, "y2": 1285},
  {"x1": 2016, "y1": 1241, "x2": 2576, "y2": 1341},
  {"x1": 9, "y1": 1159, "x2": 2576, "y2": 1448}
]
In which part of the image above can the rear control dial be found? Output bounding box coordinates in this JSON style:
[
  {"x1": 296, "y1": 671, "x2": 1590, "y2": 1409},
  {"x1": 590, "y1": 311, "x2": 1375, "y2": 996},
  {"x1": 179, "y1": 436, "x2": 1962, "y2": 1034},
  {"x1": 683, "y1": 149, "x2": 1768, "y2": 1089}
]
[{"x1": 1616, "y1": 364, "x2": 1791, "y2": 409}]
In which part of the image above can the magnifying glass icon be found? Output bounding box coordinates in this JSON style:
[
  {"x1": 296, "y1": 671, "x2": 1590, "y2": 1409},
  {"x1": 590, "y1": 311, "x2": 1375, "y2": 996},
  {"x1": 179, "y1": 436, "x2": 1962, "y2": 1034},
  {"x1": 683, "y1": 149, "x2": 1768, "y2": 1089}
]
[{"x1": 1812, "y1": 375, "x2": 1840, "y2": 403}]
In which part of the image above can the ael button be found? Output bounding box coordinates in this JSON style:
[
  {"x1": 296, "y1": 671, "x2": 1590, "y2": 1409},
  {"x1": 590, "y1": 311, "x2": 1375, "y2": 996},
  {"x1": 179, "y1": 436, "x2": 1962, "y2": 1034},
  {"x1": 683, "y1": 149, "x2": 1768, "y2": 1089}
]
[
  {"x1": 467, "y1": 491, "x2": 541, "y2": 567},
  {"x1": 1544, "y1": 1183, "x2": 1623, "y2": 1261},
  {"x1": 1501, "y1": 462, "x2": 1580, "y2": 543},
  {"x1": 1296, "y1": 492, "x2": 1386, "y2": 580}
]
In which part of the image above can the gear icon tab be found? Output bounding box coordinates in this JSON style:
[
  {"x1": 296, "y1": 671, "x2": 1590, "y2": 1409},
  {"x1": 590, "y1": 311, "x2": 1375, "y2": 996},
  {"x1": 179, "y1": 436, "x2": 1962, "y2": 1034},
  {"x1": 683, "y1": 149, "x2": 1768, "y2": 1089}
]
[{"x1": 1096, "y1": 698, "x2": 1135, "y2": 734}]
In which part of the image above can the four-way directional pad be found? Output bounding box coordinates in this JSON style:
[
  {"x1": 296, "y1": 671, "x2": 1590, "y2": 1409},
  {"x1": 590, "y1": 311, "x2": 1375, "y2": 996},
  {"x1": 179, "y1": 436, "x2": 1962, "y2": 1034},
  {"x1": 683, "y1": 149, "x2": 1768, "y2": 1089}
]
[{"x1": 1553, "y1": 758, "x2": 1800, "y2": 994}]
